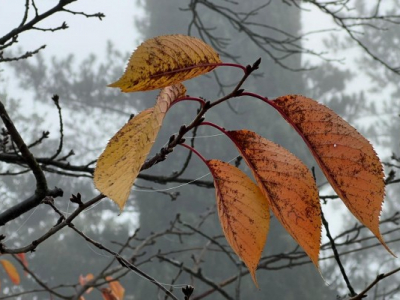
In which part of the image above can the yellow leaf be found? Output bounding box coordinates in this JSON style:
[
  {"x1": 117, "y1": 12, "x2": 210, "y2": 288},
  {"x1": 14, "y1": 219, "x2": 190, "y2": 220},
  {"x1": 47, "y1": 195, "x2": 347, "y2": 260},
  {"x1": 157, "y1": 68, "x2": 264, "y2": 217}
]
[
  {"x1": 207, "y1": 159, "x2": 269, "y2": 286},
  {"x1": 272, "y1": 95, "x2": 392, "y2": 255},
  {"x1": 0, "y1": 259, "x2": 20, "y2": 285},
  {"x1": 106, "y1": 276, "x2": 125, "y2": 300},
  {"x1": 227, "y1": 130, "x2": 321, "y2": 266},
  {"x1": 94, "y1": 84, "x2": 186, "y2": 210},
  {"x1": 109, "y1": 34, "x2": 221, "y2": 92}
]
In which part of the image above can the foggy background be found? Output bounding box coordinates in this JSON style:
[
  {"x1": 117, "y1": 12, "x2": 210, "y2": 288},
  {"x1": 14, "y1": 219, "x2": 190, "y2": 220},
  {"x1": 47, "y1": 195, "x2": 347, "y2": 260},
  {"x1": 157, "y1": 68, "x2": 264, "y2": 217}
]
[{"x1": 0, "y1": 1, "x2": 399, "y2": 299}]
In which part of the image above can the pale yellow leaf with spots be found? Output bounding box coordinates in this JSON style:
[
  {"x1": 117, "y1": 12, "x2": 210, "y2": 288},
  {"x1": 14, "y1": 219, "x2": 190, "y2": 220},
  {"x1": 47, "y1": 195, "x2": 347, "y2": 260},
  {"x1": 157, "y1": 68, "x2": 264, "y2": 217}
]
[
  {"x1": 227, "y1": 130, "x2": 321, "y2": 267},
  {"x1": 109, "y1": 34, "x2": 221, "y2": 92},
  {"x1": 94, "y1": 84, "x2": 186, "y2": 210},
  {"x1": 207, "y1": 159, "x2": 269, "y2": 287}
]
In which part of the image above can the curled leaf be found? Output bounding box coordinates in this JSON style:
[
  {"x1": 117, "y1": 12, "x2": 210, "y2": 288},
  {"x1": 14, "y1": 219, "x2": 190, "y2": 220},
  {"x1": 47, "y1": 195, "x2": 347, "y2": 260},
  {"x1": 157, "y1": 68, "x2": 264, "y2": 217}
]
[
  {"x1": 0, "y1": 259, "x2": 20, "y2": 285},
  {"x1": 109, "y1": 34, "x2": 221, "y2": 92},
  {"x1": 94, "y1": 84, "x2": 186, "y2": 210},
  {"x1": 207, "y1": 159, "x2": 269, "y2": 286},
  {"x1": 272, "y1": 95, "x2": 391, "y2": 254},
  {"x1": 227, "y1": 130, "x2": 321, "y2": 266}
]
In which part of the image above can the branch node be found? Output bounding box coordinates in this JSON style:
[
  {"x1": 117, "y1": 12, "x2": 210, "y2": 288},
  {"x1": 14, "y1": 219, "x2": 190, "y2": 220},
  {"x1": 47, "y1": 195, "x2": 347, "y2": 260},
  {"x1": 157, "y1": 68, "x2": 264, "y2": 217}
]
[
  {"x1": 182, "y1": 285, "x2": 194, "y2": 300},
  {"x1": 179, "y1": 125, "x2": 187, "y2": 135},
  {"x1": 70, "y1": 193, "x2": 83, "y2": 206},
  {"x1": 42, "y1": 196, "x2": 54, "y2": 205},
  {"x1": 252, "y1": 57, "x2": 261, "y2": 70}
]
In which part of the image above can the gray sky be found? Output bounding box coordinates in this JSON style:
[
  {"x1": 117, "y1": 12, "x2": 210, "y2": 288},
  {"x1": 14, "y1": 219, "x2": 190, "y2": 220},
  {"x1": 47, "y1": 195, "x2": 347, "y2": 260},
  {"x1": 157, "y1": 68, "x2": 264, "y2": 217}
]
[{"x1": 0, "y1": 1, "x2": 143, "y2": 61}]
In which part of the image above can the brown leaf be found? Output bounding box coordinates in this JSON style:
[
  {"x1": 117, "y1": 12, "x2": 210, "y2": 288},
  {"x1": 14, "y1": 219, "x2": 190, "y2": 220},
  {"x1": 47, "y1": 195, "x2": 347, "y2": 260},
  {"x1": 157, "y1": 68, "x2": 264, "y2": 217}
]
[
  {"x1": 272, "y1": 95, "x2": 391, "y2": 254},
  {"x1": 94, "y1": 84, "x2": 186, "y2": 210},
  {"x1": 207, "y1": 159, "x2": 269, "y2": 286},
  {"x1": 227, "y1": 130, "x2": 321, "y2": 266},
  {"x1": 109, "y1": 34, "x2": 221, "y2": 92}
]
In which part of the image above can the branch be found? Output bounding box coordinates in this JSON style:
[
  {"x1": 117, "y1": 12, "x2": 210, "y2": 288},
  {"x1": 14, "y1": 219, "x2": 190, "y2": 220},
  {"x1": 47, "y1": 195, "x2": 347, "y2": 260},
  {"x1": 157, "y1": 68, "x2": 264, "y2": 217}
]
[
  {"x1": 0, "y1": 100, "x2": 66, "y2": 225},
  {"x1": 306, "y1": 0, "x2": 400, "y2": 75},
  {"x1": 12, "y1": 254, "x2": 71, "y2": 299},
  {"x1": 349, "y1": 267, "x2": 400, "y2": 300},
  {"x1": 0, "y1": 194, "x2": 104, "y2": 253},
  {"x1": 0, "y1": 151, "x2": 215, "y2": 187},
  {"x1": 67, "y1": 224, "x2": 179, "y2": 300},
  {"x1": 0, "y1": 45, "x2": 46, "y2": 62},
  {"x1": 0, "y1": 187, "x2": 63, "y2": 226},
  {"x1": 48, "y1": 95, "x2": 64, "y2": 160},
  {"x1": 321, "y1": 208, "x2": 356, "y2": 297},
  {"x1": 0, "y1": 101, "x2": 47, "y2": 192},
  {"x1": 157, "y1": 255, "x2": 234, "y2": 300},
  {"x1": 0, "y1": 0, "x2": 104, "y2": 61}
]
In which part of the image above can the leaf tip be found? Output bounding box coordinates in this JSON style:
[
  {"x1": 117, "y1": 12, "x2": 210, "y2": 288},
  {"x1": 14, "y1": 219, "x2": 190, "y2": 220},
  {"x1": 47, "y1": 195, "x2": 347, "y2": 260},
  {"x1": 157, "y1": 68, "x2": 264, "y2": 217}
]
[
  {"x1": 376, "y1": 231, "x2": 396, "y2": 257},
  {"x1": 249, "y1": 267, "x2": 259, "y2": 289},
  {"x1": 107, "y1": 78, "x2": 123, "y2": 90}
]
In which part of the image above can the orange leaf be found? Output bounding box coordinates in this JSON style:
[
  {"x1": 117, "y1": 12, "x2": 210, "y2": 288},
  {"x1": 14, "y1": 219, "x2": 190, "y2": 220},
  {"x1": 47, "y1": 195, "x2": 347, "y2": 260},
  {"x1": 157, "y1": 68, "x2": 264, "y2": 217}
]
[
  {"x1": 15, "y1": 253, "x2": 27, "y2": 268},
  {"x1": 109, "y1": 34, "x2": 221, "y2": 92},
  {"x1": 0, "y1": 259, "x2": 20, "y2": 285},
  {"x1": 79, "y1": 273, "x2": 94, "y2": 294},
  {"x1": 101, "y1": 287, "x2": 119, "y2": 300},
  {"x1": 15, "y1": 253, "x2": 28, "y2": 276},
  {"x1": 272, "y1": 95, "x2": 392, "y2": 254},
  {"x1": 207, "y1": 159, "x2": 269, "y2": 286},
  {"x1": 106, "y1": 276, "x2": 125, "y2": 299},
  {"x1": 227, "y1": 130, "x2": 321, "y2": 266},
  {"x1": 94, "y1": 84, "x2": 186, "y2": 210}
]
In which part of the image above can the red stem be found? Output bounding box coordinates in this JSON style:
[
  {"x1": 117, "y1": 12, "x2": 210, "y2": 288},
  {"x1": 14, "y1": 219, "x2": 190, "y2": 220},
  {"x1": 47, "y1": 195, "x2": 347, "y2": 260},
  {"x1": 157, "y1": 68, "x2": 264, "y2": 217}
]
[
  {"x1": 200, "y1": 121, "x2": 229, "y2": 135},
  {"x1": 240, "y1": 92, "x2": 272, "y2": 105},
  {"x1": 179, "y1": 143, "x2": 208, "y2": 165},
  {"x1": 172, "y1": 96, "x2": 206, "y2": 107},
  {"x1": 240, "y1": 92, "x2": 303, "y2": 125},
  {"x1": 217, "y1": 62, "x2": 247, "y2": 72},
  {"x1": 239, "y1": 92, "x2": 310, "y2": 144},
  {"x1": 200, "y1": 122, "x2": 244, "y2": 157}
]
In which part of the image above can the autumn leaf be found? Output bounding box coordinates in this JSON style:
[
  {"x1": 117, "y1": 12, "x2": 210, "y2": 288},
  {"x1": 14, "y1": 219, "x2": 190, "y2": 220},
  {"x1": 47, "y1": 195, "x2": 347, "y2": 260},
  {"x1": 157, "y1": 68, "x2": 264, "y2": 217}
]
[
  {"x1": 0, "y1": 259, "x2": 20, "y2": 285},
  {"x1": 106, "y1": 276, "x2": 125, "y2": 299},
  {"x1": 226, "y1": 130, "x2": 321, "y2": 266},
  {"x1": 207, "y1": 159, "x2": 269, "y2": 286},
  {"x1": 15, "y1": 253, "x2": 27, "y2": 267},
  {"x1": 109, "y1": 34, "x2": 221, "y2": 92},
  {"x1": 15, "y1": 253, "x2": 28, "y2": 276},
  {"x1": 101, "y1": 287, "x2": 119, "y2": 300},
  {"x1": 94, "y1": 84, "x2": 186, "y2": 210},
  {"x1": 79, "y1": 273, "x2": 94, "y2": 294},
  {"x1": 271, "y1": 95, "x2": 391, "y2": 254}
]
